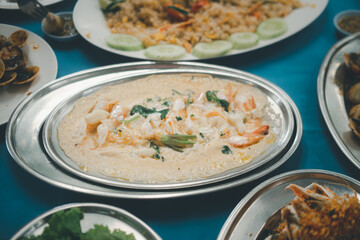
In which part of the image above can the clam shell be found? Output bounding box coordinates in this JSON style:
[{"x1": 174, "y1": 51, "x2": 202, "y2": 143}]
[
  {"x1": 346, "y1": 82, "x2": 360, "y2": 104},
  {"x1": 0, "y1": 58, "x2": 4, "y2": 79},
  {"x1": 0, "y1": 71, "x2": 17, "y2": 86},
  {"x1": 12, "y1": 66, "x2": 39, "y2": 85},
  {"x1": 0, "y1": 34, "x2": 9, "y2": 50},
  {"x1": 0, "y1": 46, "x2": 25, "y2": 71},
  {"x1": 349, "y1": 104, "x2": 360, "y2": 138},
  {"x1": 8, "y1": 30, "x2": 28, "y2": 48}
]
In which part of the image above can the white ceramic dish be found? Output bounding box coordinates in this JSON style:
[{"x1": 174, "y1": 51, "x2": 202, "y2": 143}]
[
  {"x1": 41, "y1": 11, "x2": 79, "y2": 42},
  {"x1": 0, "y1": 0, "x2": 62, "y2": 10},
  {"x1": 73, "y1": 0, "x2": 328, "y2": 61},
  {"x1": 0, "y1": 24, "x2": 58, "y2": 125},
  {"x1": 333, "y1": 9, "x2": 360, "y2": 36}
]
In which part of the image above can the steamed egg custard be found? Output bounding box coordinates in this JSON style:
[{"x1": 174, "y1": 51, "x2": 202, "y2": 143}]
[{"x1": 57, "y1": 74, "x2": 278, "y2": 183}]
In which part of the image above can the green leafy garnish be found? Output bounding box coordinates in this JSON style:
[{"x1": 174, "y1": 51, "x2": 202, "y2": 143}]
[
  {"x1": 130, "y1": 105, "x2": 169, "y2": 120},
  {"x1": 206, "y1": 91, "x2": 229, "y2": 112},
  {"x1": 120, "y1": 115, "x2": 140, "y2": 125},
  {"x1": 162, "y1": 100, "x2": 170, "y2": 106},
  {"x1": 172, "y1": 89, "x2": 182, "y2": 95},
  {"x1": 167, "y1": 5, "x2": 189, "y2": 15},
  {"x1": 243, "y1": 117, "x2": 248, "y2": 124},
  {"x1": 84, "y1": 224, "x2": 135, "y2": 240},
  {"x1": 175, "y1": 116, "x2": 183, "y2": 121},
  {"x1": 199, "y1": 132, "x2": 204, "y2": 138},
  {"x1": 159, "y1": 134, "x2": 196, "y2": 152},
  {"x1": 103, "y1": 0, "x2": 126, "y2": 13},
  {"x1": 150, "y1": 141, "x2": 160, "y2": 154},
  {"x1": 221, "y1": 145, "x2": 233, "y2": 155},
  {"x1": 21, "y1": 208, "x2": 135, "y2": 240}
]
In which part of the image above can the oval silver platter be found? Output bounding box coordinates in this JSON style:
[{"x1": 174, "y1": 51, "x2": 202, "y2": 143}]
[
  {"x1": 6, "y1": 62, "x2": 303, "y2": 198},
  {"x1": 42, "y1": 64, "x2": 293, "y2": 190},
  {"x1": 11, "y1": 202, "x2": 161, "y2": 240},
  {"x1": 217, "y1": 169, "x2": 360, "y2": 240},
  {"x1": 318, "y1": 33, "x2": 360, "y2": 169}
]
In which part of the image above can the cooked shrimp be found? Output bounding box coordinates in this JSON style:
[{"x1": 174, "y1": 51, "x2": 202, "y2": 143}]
[{"x1": 229, "y1": 125, "x2": 269, "y2": 147}]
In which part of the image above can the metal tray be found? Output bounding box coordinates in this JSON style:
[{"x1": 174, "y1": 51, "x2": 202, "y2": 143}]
[
  {"x1": 11, "y1": 202, "x2": 161, "y2": 240},
  {"x1": 318, "y1": 33, "x2": 360, "y2": 170},
  {"x1": 217, "y1": 169, "x2": 360, "y2": 240},
  {"x1": 6, "y1": 62, "x2": 303, "y2": 198},
  {"x1": 42, "y1": 66, "x2": 293, "y2": 190}
]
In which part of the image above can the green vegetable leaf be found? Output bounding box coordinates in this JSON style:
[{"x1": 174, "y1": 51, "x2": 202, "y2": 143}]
[
  {"x1": 150, "y1": 141, "x2": 160, "y2": 154},
  {"x1": 21, "y1": 208, "x2": 84, "y2": 240},
  {"x1": 160, "y1": 134, "x2": 197, "y2": 152},
  {"x1": 205, "y1": 91, "x2": 229, "y2": 112},
  {"x1": 103, "y1": 0, "x2": 126, "y2": 13},
  {"x1": 175, "y1": 116, "x2": 183, "y2": 121},
  {"x1": 167, "y1": 5, "x2": 189, "y2": 15},
  {"x1": 130, "y1": 105, "x2": 169, "y2": 119},
  {"x1": 84, "y1": 224, "x2": 136, "y2": 240},
  {"x1": 221, "y1": 145, "x2": 233, "y2": 155},
  {"x1": 21, "y1": 208, "x2": 136, "y2": 240}
]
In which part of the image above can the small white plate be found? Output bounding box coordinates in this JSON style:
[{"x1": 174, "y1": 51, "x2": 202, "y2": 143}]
[
  {"x1": 73, "y1": 0, "x2": 328, "y2": 61},
  {"x1": 0, "y1": 24, "x2": 58, "y2": 125},
  {"x1": 0, "y1": 0, "x2": 62, "y2": 10}
]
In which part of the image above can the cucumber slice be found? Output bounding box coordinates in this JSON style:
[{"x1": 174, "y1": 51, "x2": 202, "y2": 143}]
[
  {"x1": 256, "y1": 18, "x2": 288, "y2": 40},
  {"x1": 105, "y1": 34, "x2": 144, "y2": 51},
  {"x1": 228, "y1": 32, "x2": 259, "y2": 49},
  {"x1": 144, "y1": 44, "x2": 186, "y2": 60},
  {"x1": 192, "y1": 40, "x2": 233, "y2": 58}
]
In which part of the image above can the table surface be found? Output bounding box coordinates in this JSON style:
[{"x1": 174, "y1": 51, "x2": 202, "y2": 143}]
[{"x1": 1, "y1": 1, "x2": 360, "y2": 239}]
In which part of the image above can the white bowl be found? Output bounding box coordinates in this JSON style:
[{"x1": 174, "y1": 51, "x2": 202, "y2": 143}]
[
  {"x1": 41, "y1": 11, "x2": 78, "y2": 42},
  {"x1": 333, "y1": 9, "x2": 360, "y2": 36}
]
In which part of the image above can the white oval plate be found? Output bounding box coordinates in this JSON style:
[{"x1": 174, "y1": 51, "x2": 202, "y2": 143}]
[
  {"x1": 73, "y1": 0, "x2": 328, "y2": 61},
  {"x1": 0, "y1": 0, "x2": 62, "y2": 9},
  {"x1": 0, "y1": 24, "x2": 58, "y2": 125}
]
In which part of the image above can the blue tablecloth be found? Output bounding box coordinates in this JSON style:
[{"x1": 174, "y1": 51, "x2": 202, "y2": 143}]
[{"x1": 1, "y1": 1, "x2": 360, "y2": 239}]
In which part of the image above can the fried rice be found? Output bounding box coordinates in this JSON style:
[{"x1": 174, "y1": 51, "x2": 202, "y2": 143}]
[{"x1": 104, "y1": 0, "x2": 302, "y2": 52}]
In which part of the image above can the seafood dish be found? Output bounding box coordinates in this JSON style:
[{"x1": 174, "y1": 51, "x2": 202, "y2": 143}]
[
  {"x1": 338, "y1": 51, "x2": 360, "y2": 139},
  {"x1": 100, "y1": 0, "x2": 302, "y2": 59},
  {"x1": 265, "y1": 183, "x2": 360, "y2": 240},
  {"x1": 0, "y1": 30, "x2": 39, "y2": 86},
  {"x1": 57, "y1": 74, "x2": 279, "y2": 184}
]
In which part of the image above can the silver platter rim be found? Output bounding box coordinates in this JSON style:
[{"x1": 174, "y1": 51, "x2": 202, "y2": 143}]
[
  {"x1": 217, "y1": 169, "x2": 360, "y2": 240},
  {"x1": 6, "y1": 61, "x2": 303, "y2": 199},
  {"x1": 42, "y1": 66, "x2": 294, "y2": 190},
  {"x1": 10, "y1": 202, "x2": 162, "y2": 240},
  {"x1": 317, "y1": 33, "x2": 360, "y2": 170}
]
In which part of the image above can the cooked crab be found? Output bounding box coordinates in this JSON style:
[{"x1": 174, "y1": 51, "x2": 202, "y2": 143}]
[{"x1": 266, "y1": 183, "x2": 360, "y2": 240}]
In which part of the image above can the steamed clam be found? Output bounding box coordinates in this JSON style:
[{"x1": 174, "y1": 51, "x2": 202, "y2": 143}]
[
  {"x1": 343, "y1": 51, "x2": 360, "y2": 139},
  {"x1": 0, "y1": 29, "x2": 40, "y2": 86},
  {"x1": 349, "y1": 104, "x2": 360, "y2": 138}
]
